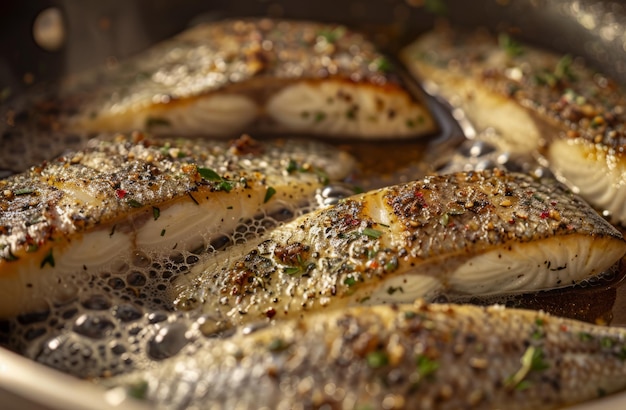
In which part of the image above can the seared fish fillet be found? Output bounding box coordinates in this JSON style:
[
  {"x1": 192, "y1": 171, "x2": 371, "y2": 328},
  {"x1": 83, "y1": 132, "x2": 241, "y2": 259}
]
[
  {"x1": 173, "y1": 169, "x2": 625, "y2": 328},
  {"x1": 106, "y1": 301, "x2": 626, "y2": 409},
  {"x1": 401, "y1": 26, "x2": 626, "y2": 225},
  {"x1": 0, "y1": 133, "x2": 356, "y2": 318},
  {"x1": 0, "y1": 19, "x2": 436, "y2": 174}
]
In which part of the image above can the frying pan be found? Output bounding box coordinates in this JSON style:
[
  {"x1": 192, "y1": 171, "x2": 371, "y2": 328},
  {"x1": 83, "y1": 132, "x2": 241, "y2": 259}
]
[{"x1": 1, "y1": 0, "x2": 626, "y2": 409}]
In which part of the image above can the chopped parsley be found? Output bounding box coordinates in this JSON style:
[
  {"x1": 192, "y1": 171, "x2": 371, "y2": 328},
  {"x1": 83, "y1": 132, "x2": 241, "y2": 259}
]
[
  {"x1": 268, "y1": 338, "x2": 290, "y2": 352},
  {"x1": 314, "y1": 111, "x2": 327, "y2": 123},
  {"x1": 498, "y1": 33, "x2": 524, "y2": 57},
  {"x1": 127, "y1": 199, "x2": 143, "y2": 208},
  {"x1": 387, "y1": 286, "x2": 404, "y2": 295},
  {"x1": 197, "y1": 167, "x2": 222, "y2": 181},
  {"x1": 366, "y1": 351, "x2": 389, "y2": 368},
  {"x1": 506, "y1": 346, "x2": 549, "y2": 390},
  {"x1": 145, "y1": 116, "x2": 171, "y2": 128},
  {"x1": 424, "y1": 0, "x2": 447, "y2": 15},
  {"x1": 152, "y1": 206, "x2": 160, "y2": 221},
  {"x1": 126, "y1": 380, "x2": 149, "y2": 400},
  {"x1": 14, "y1": 188, "x2": 35, "y2": 196},
  {"x1": 416, "y1": 354, "x2": 439, "y2": 378},
  {"x1": 362, "y1": 227, "x2": 383, "y2": 239},
  {"x1": 198, "y1": 167, "x2": 234, "y2": 192},
  {"x1": 40, "y1": 249, "x2": 55, "y2": 268},
  {"x1": 264, "y1": 187, "x2": 276, "y2": 203}
]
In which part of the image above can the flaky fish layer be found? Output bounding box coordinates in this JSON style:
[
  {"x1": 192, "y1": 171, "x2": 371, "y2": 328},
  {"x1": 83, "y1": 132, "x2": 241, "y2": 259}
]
[
  {"x1": 401, "y1": 26, "x2": 626, "y2": 225},
  {"x1": 1, "y1": 18, "x2": 436, "y2": 174},
  {"x1": 173, "y1": 169, "x2": 625, "y2": 328},
  {"x1": 106, "y1": 301, "x2": 626, "y2": 410},
  {"x1": 0, "y1": 133, "x2": 356, "y2": 318}
]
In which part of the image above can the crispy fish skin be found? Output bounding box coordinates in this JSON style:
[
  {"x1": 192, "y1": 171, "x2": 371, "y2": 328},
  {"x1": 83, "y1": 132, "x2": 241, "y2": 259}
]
[
  {"x1": 0, "y1": 133, "x2": 355, "y2": 318},
  {"x1": 173, "y1": 169, "x2": 626, "y2": 328},
  {"x1": 0, "y1": 19, "x2": 436, "y2": 174},
  {"x1": 400, "y1": 26, "x2": 626, "y2": 225},
  {"x1": 108, "y1": 301, "x2": 626, "y2": 409}
]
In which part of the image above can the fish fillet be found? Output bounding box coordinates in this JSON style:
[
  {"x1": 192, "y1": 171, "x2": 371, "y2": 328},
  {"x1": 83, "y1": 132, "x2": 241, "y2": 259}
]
[
  {"x1": 105, "y1": 301, "x2": 626, "y2": 409},
  {"x1": 401, "y1": 26, "x2": 626, "y2": 225},
  {"x1": 0, "y1": 18, "x2": 436, "y2": 174},
  {"x1": 0, "y1": 133, "x2": 356, "y2": 318},
  {"x1": 173, "y1": 169, "x2": 626, "y2": 328}
]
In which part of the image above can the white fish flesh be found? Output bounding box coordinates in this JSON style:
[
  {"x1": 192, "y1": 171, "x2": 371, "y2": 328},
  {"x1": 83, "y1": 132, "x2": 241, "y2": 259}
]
[
  {"x1": 173, "y1": 169, "x2": 626, "y2": 329},
  {"x1": 400, "y1": 26, "x2": 626, "y2": 225},
  {"x1": 0, "y1": 18, "x2": 437, "y2": 174},
  {"x1": 0, "y1": 133, "x2": 356, "y2": 318}
]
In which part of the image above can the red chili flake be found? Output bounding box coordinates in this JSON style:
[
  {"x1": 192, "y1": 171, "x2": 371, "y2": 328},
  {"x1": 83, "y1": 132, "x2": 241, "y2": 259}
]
[
  {"x1": 265, "y1": 308, "x2": 277, "y2": 319},
  {"x1": 550, "y1": 201, "x2": 557, "y2": 206},
  {"x1": 508, "y1": 218, "x2": 515, "y2": 224},
  {"x1": 115, "y1": 189, "x2": 127, "y2": 199},
  {"x1": 560, "y1": 324, "x2": 568, "y2": 332},
  {"x1": 540, "y1": 211, "x2": 550, "y2": 219},
  {"x1": 414, "y1": 190, "x2": 427, "y2": 207}
]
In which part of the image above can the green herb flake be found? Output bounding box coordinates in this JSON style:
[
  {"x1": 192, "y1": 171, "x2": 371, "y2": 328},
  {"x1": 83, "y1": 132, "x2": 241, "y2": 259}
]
[
  {"x1": 374, "y1": 57, "x2": 392, "y2": 73},
  {"x1": 498, "y1": 33, "x2": 524, "y2": 57},
  {"x1": 366, "y1": 351, "x2": 389, "y2": 369},
  {"x1": 554, "y1": 54, "x2": 575, "y2": 81},
  {"x1": 416, "y1": 355, "x2": 439, "y2": 378},
  {"x1": 152, "y1": 206, "x2": 160, "y2": 221},
  {"x1": 358, "y1": 296, "x2": 371, "y2": 304},
  {"x1": 515, "y1": 380, "x2": 533, "y2": 391},
  {"x1": 424, "y1": 0, "x2": 447, "y2": 15},
  {"x1": 384, "y1": 257, "x2": 399, "y2": 272},
  {"x1": 578, "y1": 332, "x2": 593, "y2": 342},
  {"x1": 506, "y1": 346, "x2": 549, "y2": 390},
  {"x1": 264, "y1": 187, "x2": 276, "y2": 203},
  {"x1": 404, "y1": 311, "x2": 417, "y2": 319},
  {"x1": 14, "y1": 188, "x2": 35, "y2": 196},
  {"x1": 27, "y1": 244, "x2": 39, "y2": 253},
  {"x1": 387, "y1": 286, "x2": 404, "y2": 295},
  {"x1": 145, "y1": 116, "x2": 171, "y2": 128},
  {"x1": 127, "y1": 199, "x2": 143, "y2": 208},
  {"x1": 217, "y1": 181, "x2": 233, "y2": 192},
  {"x1": 0, "y1": 87, "x2": 11, "y2": 101},
  {"x1": 268, "y1": 338, "x2": 290, "y2": 352},
  {"x1": 40, "y1": 249, "x2": 55, "y2": 268},
  {"x1": 314, "y1": 168, "x2": 330, "y2": 185},
  {"x1": 317, "y1": 26, "x2": 346, "y2": 43},
  {"x1": 529, "y1": 347, "x2": 549, "y2": 372},
  {"x1": 160, "y1": 229, "x2": 166, "y2": 237},
  {"x1": 127, "y1": 380, "x2": 149, "y2": 400},
  {"x1": 601, "y1": 337, "x2": 614, "y2": 349},
  {"x1": 286, "y1": 159, "x2": 298, "y2": 173},
  {"x1": 439, "y1": 213, "x2": 449, "y2": 227},
  {"x1": 284, "y1": 266, "x2": 302, "y2": 275},
  {"x1": 314, "y1": 111, "x2": 327, "y2": 123},
  {"x1": 362, "y1": 228, "x2": 383, "y2": 239},
  {"x1": 197, "y1": 167, "x2": 222, "y2": 181},
  {"x1": 343, "y1": 276, "x2": 357, "y2": 287}
]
